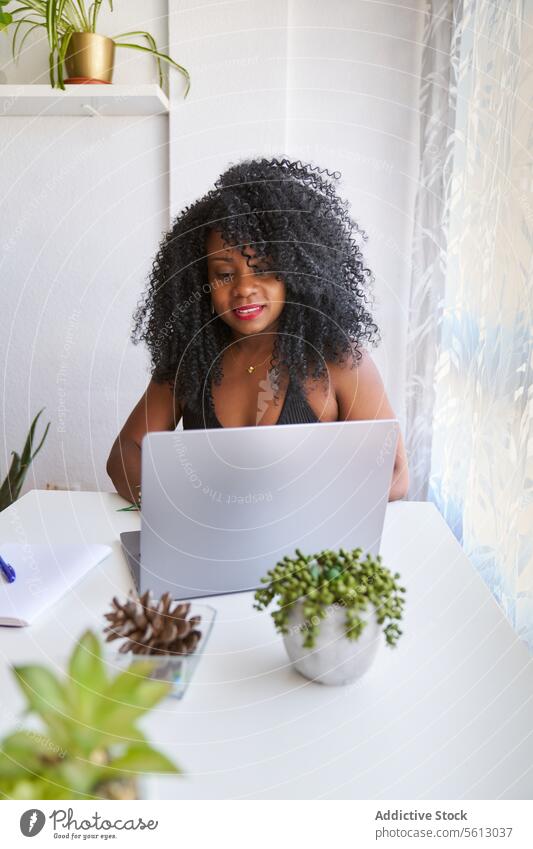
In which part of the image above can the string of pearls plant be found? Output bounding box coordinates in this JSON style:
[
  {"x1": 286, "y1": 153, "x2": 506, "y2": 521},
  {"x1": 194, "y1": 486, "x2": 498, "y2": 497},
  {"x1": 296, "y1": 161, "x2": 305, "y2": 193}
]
[{"x1": 253, "y1": 547, "x2": 406, "y2": 649}]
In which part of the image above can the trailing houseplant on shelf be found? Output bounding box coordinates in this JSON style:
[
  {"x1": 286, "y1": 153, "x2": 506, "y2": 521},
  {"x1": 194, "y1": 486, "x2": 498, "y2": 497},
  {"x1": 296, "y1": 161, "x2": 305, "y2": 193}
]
[
  {"x1": 254, "y1": 547, "x2": 406, "y2": 685},
  {"x1": 0, "y1": 630, "x2": 180, "y2": 800},
  {"x1": 1, "y1": 0, "x2": 190, "y2": 93}
]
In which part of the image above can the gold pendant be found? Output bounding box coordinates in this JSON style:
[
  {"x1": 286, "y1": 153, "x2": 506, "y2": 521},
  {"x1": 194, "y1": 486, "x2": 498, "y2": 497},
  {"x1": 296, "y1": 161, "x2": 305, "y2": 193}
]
[{"x1": 247, "y1": 365, "x2": 255, "y2": 374}]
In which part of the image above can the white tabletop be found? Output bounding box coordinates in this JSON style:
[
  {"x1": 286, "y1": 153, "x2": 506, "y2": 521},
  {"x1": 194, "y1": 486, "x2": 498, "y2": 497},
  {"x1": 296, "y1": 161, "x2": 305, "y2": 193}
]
[{"x1": 0, "y1": 490, "x2": 532, "y2": 799}]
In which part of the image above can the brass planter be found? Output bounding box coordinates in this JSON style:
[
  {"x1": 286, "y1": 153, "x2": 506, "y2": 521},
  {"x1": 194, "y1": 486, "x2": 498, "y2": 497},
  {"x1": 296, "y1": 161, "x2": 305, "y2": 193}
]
[{"x1": 64, "y1": 32, "x2": 115, "y2": 84}]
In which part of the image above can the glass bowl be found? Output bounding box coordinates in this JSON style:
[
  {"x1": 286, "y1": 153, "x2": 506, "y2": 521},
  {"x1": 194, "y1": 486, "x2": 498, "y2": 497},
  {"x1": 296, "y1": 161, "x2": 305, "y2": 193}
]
[{"x1": 103, "y1": 602, "x2": 217, "y2": 700}]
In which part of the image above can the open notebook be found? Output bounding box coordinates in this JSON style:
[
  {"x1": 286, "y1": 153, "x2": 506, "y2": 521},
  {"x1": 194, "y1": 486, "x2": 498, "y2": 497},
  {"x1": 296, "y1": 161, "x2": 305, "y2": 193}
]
[{"x1": 0, "y1": 542, "x2": 112, "y2": 626}]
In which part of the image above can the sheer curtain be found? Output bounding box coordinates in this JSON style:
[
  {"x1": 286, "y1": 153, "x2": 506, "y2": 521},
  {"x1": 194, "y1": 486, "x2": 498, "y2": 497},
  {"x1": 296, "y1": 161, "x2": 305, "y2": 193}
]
[{"x1": 407, "y1": 0, "x2": 533, "y2": 650}]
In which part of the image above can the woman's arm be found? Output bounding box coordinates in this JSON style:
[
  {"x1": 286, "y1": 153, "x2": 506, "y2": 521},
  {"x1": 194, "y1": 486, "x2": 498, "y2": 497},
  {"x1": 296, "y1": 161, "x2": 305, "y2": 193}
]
[
  {"x1": 331, "y1": 350, "x2": 409, "y2": 501},
  {"x1": 106, "y1": 378, "x2": 181, "y2": 504}
]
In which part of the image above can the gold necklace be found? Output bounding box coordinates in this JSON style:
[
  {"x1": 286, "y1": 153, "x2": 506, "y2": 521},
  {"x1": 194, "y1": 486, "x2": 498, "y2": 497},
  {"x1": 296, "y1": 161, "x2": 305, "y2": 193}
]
[{"x1": 229, "y1": 344, "x2": 272, "y2": 375}]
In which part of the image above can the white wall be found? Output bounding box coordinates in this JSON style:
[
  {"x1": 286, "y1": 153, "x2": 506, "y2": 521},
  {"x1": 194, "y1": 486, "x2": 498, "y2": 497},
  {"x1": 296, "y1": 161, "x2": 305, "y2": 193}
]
[
  {"x1": 0, "y1": 1, "x2": 170, "y2": 494},
  {"x1": 285, "y1": 0, "x2": 424, "y2": 418},
  {"x1": 168, "y1": 0, "x2": 289, "y2": 209},
  {"x1": 1, "y1": 0, "x2": 423, "y2": 494}
]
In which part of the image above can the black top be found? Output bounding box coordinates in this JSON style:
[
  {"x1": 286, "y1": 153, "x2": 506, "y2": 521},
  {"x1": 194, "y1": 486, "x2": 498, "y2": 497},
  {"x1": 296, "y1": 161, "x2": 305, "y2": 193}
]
[{"x1": 182, "y1": 376, "x2": 319, "y2": 429}]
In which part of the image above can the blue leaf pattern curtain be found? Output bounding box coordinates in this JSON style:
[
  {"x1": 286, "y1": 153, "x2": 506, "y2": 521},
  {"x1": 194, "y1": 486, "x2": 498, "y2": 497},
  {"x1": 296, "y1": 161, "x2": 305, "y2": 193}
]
[{"x1": 407, "y1": 0, "x2": 533, "y2": 651}]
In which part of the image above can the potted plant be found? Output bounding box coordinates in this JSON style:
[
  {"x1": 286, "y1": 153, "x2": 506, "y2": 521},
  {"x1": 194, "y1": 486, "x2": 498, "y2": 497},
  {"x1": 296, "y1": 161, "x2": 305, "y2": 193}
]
[
  {"x1": 1, "y1": 1, "x2": 190, "y2": 93},
  {"x1": 0, "y1": 408, "x2": 50, "y2": 513},
  {"x1": 0, "y1": 630, "x2": 180, "y2": 799},
  {"x1": 254, "y1": 547, "x2": 406, "y2": 685}
]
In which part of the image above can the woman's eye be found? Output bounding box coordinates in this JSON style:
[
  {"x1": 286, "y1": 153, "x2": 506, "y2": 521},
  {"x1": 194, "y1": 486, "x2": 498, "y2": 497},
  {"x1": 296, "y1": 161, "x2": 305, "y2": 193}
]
[{"x1": 210, "y1": 272, "x2": 233, "y2": 285}]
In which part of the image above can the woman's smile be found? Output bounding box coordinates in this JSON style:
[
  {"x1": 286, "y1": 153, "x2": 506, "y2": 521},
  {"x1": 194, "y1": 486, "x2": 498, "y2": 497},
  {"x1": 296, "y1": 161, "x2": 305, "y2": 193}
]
[{"x1": 232, "y1": 304, "x2": 265, "y2": 320}]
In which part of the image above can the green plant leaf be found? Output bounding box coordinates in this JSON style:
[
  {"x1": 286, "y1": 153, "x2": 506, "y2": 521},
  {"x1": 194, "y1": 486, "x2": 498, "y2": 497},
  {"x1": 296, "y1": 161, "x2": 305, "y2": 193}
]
[
  {"x1": 98, "y1": 662, "x2": 172, "y2": 731},
  {"x1": 88, "y1": 722, "x2": 149, "y2": 749},
  {"x1": 0, "y1": 730, "x2": 64, "y2": 778},
  {"x1": 49, "y1": 44, "x2": 58, "y2": 86},
  {"x1": 108, "y1": 743, "x2": 181, "y2": 775},
  {"x1": 0, "y1": 10, "x2": 13, "y2": 30},
  {"x1": 0, "y1": 409, "x2": 50, "y2": 510},
  {"x1": 74, "y1": 0, "x2": 90, "y2": 29},
  {"x1": 53, "y1": 0, "x2": 80, "y2": 31},
  {"x1": 5, "y1": 777, "x2": 48, "y2": 799},
  {"x1": 19, "y1": 408, "x2": 50, "y2": 470},
  {"x1": 45, "y1": 0, "x2": 55, "y2": 47},
  {"x1": 14, "y1": 664, "x2": 67, "y2": 713},
  {"x1": 113, "y1": 39, "x2": 190, "y2": 96},
  {"x1": 56, "y1": 0, "x2": 71, "y2": 42},
  {"x1": 12, "y1": 20, "x2": 45, "y2": 62},
  {"x1": 59, "y1": 0, "x2": 86, "y2": 32},
  {"x1": 50, "y1": 757, "x2": 104, "y2": 797},
  {"x1": 0, "y1": 751, "x2": 35, "y2": 782},
  {"x1": 12, "y1": 664, "x2": 72, "y2": 746},
  {"x1": 67, "y1": 630, "x2": 108, "y2": 718},
  {"x1": 88, "y1": 0, "x2": 104, "y2": 32},
  {"x1": 68, "y1": 630, "x2": 107, "y2": 691},
  {"x1": 0, "y1": 451, "x2": 21, "y2": 509},
  {"x1": 64, "y1": 631, "x2": 148, "y2": 756},
  {"x1": 111, "y1": 29, "x2": 161, "y2": 85},
  {"x1": 309, "y1": 563, "x2": 320, "y2": 580},
  {"x1": 57, "y1": 25, "x2": 74, "y2": 87}
]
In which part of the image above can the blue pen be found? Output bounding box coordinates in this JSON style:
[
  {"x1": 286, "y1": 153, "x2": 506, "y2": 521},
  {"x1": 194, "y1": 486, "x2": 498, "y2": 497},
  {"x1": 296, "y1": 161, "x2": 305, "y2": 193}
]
[{"x1": 0, "y1": 553, "x2": 16, "y2": 583}]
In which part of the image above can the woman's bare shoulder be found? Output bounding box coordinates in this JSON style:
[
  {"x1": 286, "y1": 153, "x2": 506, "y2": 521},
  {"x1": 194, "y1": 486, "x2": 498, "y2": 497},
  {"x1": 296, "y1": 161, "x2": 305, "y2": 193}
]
[
  {"x1": 327, "y1": 348, "x2": 393, "y2": 420},
  {"x1": 115, "y1": 377, "x2": 181, "y2": 449}
]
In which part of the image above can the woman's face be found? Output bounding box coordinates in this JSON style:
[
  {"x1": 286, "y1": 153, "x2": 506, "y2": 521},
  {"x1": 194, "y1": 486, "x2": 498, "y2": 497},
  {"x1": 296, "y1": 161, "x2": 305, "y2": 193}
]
[{"x1": 206, "y1": 228, "x2": 286, "y2": 338}]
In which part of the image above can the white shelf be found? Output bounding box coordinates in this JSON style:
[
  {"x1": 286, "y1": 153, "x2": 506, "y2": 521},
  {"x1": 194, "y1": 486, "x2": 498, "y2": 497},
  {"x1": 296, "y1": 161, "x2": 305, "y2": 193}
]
[{"x1": 0, "y1": 84, "x2": 169, "y2": 117}]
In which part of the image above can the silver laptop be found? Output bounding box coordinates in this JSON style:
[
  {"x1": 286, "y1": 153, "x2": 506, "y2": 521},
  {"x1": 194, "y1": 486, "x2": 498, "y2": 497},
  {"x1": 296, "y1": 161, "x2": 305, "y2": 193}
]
[{"x1": 120, "y1": 419, "x2": 399, "y2": 600}]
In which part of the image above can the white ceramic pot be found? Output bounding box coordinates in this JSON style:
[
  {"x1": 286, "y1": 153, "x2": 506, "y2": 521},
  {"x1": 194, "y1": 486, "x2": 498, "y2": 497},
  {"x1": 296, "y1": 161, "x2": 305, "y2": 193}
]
[{"x1": 283, "y1": 600, "x2": 381, "y2": 685}]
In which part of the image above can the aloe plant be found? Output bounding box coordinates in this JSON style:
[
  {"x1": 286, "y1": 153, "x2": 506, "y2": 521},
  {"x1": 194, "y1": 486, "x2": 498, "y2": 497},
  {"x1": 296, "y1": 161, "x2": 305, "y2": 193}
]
[
  {"x1": 0, "y1": 630, "x2": 180, "y2": 800},
  {"x1": 0, "y1": 408, "x2": 50, "y2": 513},
  {"x1": 2, "y1": 0, "x2": 191, "y2": 93}
]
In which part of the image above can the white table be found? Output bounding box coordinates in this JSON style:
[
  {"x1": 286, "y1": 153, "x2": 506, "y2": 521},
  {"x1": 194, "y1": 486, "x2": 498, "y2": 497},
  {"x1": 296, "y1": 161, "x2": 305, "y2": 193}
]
[{"x1": 1, "y1": 490, "x2": 532, "y2": 799}]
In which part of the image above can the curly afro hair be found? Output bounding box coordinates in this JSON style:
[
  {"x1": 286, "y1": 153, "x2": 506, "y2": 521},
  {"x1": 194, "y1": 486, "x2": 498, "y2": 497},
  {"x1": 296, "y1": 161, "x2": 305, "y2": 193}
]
[{"x1": 131, "y1": 157, "x2": 380, "y2": 413}]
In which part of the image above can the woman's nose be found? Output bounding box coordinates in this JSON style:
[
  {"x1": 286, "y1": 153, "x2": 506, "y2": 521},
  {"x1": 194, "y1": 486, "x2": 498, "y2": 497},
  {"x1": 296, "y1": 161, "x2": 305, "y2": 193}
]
[{"x1": 232, "y1": 269, "x2": 259, "y2": 297}]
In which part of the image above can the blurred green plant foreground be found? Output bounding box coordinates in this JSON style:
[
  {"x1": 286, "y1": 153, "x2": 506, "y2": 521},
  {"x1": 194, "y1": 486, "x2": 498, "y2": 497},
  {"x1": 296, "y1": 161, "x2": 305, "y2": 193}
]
[{"x1": 0, "y1": 630, "x2": 180, "y2": 799}]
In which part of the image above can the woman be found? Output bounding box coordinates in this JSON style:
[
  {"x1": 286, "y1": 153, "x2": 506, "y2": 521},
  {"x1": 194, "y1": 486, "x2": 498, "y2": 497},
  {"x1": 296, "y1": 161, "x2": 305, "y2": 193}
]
[{"x1": 107, "y1": 157, "x2": 409, "y2": 503}]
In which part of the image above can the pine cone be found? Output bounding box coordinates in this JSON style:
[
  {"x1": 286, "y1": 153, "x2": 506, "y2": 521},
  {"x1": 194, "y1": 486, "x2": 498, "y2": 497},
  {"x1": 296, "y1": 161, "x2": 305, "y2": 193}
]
[{"x1": 103, "y1": 590, "x2": 202, "y2": 656}]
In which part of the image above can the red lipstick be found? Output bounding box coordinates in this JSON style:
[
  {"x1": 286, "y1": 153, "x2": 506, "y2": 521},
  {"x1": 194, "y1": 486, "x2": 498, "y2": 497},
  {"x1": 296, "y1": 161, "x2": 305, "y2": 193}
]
[{"x1": 232, "y1": 304, "x2": 265, "y2": 320}]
